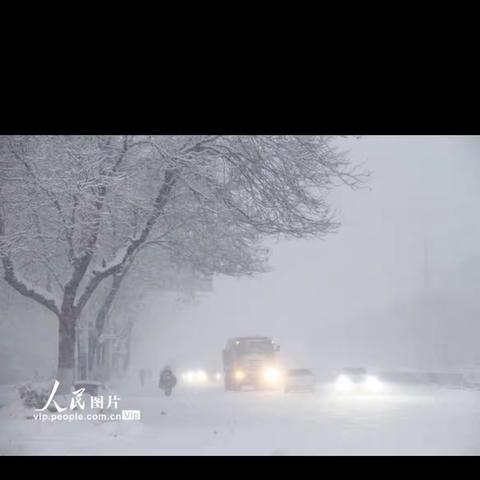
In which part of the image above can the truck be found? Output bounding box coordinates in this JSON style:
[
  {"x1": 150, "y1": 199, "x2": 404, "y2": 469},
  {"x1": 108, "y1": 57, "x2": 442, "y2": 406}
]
[{"x1": 222, "y1": 336, "x2": 281, "y2": 391}]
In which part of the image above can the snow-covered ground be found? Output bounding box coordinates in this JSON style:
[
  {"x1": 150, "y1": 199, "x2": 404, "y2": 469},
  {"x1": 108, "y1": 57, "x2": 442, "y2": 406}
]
[{"x1": 1, "y1": 381, "x2": 480, "y2": 455}]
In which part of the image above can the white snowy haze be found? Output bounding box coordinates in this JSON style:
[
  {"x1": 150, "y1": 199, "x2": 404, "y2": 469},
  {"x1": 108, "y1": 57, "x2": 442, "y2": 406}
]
[
  {"x1": 4, "y1": 135, "x2": 480, "y2": 457},
  {"x1": 129, "y1": 136, "x2": 480, "y2": 378}
]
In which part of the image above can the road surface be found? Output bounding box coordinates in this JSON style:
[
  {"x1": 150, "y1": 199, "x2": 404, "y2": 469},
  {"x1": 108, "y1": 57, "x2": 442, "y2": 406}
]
[{"x1": 1, "y1": 381, "x2": 480, "y2": 455}]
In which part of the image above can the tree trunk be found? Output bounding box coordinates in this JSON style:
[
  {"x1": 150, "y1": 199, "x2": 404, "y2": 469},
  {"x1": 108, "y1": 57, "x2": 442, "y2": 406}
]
[
  {"x1": 89, "y1": 270, "x2": 127, "y2": 379},
  {"x1": 123, "y1": 319, "x2": 134, "y2": 373},
  {"x1": 57, "y1": 312, "x2": 76, "y2": 394}
]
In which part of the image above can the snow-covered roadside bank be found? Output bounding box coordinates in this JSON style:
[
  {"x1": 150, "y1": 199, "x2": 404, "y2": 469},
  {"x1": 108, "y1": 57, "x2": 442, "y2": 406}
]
[
  {"x1": 2, "y1": 382, "x2": 480, "y2": 455},
  {"x1": 0, "y1": 397, "x2": 147, "y2": 455}
]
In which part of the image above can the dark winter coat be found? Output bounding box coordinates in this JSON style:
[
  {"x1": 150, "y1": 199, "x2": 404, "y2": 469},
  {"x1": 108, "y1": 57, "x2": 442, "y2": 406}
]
[{"x1": 159, "y1": 370, "x2": 177, "y2": 390}]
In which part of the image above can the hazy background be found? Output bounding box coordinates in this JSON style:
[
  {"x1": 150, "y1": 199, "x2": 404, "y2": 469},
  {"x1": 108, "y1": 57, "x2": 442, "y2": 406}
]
[
  {"x1": 130, "y1": 136, "x2": 480, "y2": 377},
  {"x1": 2, "y1": 136, "x2": 480, "y2": 382}
]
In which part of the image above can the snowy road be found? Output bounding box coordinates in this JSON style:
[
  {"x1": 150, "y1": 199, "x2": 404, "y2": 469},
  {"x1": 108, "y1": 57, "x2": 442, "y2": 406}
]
[{"x1": 2, "y1": 382, "x2": 480, "y2": 455}]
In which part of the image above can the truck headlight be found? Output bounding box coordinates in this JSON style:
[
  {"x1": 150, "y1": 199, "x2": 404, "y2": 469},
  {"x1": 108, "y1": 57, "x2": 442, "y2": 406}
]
[
  {"x1": 264, "y1": 367, "x2": 281, "y2": 383},
  {"x1": 365, "y1": 375, "x2": 382, "y2": 392},
  {"x1": 234, "y1": 370, "x2": 245, "y2": 381},
  {"x1": 335, "y1": 374, "x2": 353, "y2": 392}
]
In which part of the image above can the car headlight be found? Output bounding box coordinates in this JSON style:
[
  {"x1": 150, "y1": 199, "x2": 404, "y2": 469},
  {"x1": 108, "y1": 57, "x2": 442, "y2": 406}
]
[
  {"x1": 215, "y1": 372, "x2": 221, "y2": 381},
  {"x1": 234, "y1": 369, "x2": 245, "y2": 381},
  {"x1": 365, "y1": 375, "x2": 382, "y2": 392},
  {"x1": 264, "y1": 367, "x2": 281, "y2": 383},
  {"x1": 335, "y1": 374, "x2": 353, "y2": 392},
  {"x1": 196, "y1": 370, "x2": 208, "y2": 382}
]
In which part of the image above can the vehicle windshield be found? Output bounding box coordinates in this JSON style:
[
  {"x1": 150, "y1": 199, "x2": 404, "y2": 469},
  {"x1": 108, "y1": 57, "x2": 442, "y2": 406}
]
[{"x1": 235, "y1": 339, "x2": 274, "y2": 355}]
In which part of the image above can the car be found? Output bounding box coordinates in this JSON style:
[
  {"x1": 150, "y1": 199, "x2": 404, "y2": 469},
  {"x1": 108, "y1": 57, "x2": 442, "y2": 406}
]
[
  {"x1": 181, "y1": 369, "x2": 222, "y2": 386},
  {"x1": 72, "y1": 380, "x2": 116, "y2": 412},
  {"x1": 284, "y1": 368, "x2": 316, "y2": 393},
  {"x1": 334, "y1": 367, "x2": 383, "y2": 394}
]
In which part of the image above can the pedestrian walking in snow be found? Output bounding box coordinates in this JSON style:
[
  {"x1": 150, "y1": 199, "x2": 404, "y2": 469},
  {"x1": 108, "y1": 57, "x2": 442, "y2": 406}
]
[{"x1": 159, "y1": 366, "x2": 177, "y2": 397}]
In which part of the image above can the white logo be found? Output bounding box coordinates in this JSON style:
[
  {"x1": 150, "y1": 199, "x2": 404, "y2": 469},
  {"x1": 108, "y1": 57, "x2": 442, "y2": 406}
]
[
  {"x1": 122, "y1": 410, "x2": 141, "y2": 421},
  {"x1": 35, "y1": 380, "x2": 120, "y2": 413}
]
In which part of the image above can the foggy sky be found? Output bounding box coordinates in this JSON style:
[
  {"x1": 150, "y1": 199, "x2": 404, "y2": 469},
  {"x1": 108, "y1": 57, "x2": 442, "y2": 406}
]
[{"x1": 131, "y1": 136, "x2": 480, "y2": 375}]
